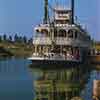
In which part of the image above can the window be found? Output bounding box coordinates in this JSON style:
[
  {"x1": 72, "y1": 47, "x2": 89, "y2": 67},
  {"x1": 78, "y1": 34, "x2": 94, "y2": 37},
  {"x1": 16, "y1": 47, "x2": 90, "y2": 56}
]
[
  {"x1": 68, "y1": 29, "x2": 73, "y2": 38},
  {"x1": 58, "y1": 29, "x2": 66, "y2": 37},
  {"x1": 41, "y1": 29, "x2": 49, "y2": 37},
  {"x1": 75, "y1": 30, "x2": 78, "y2": 39}
]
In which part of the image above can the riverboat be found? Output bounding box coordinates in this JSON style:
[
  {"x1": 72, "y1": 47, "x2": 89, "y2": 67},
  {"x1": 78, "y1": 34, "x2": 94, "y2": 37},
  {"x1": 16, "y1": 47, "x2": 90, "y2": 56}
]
[{"x1": 28, "y1": 0, "x2": 92, "y2": 66}]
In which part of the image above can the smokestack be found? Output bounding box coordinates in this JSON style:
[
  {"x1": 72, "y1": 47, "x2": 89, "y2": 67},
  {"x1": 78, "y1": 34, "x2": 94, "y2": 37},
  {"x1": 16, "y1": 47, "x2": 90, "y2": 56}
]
[
  {"x1": 71, "y1": 0, "x2": 74, "y2": 24},
  {"x1": 43, "y1": 0, "x2": 49, "y2": 24}
]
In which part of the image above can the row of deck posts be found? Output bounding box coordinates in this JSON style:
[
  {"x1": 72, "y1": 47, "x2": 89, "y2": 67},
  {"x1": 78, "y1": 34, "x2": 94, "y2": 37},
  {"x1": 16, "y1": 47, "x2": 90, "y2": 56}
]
[
  {"x1": 34, "y1": 45, "x2": 50, "y2": 55},
  {"x1": 39, "y1": 46, "x2": 42, "y2": 54},
  {"x1": 35, "y1": 45, "x2": 38, "y2": 54},
  {"x1": 60, "y1": 45, "x2": 63, "y2": 55},
  {"x1": 34, "y1": 45, "x2": 81, "y2": 60}
]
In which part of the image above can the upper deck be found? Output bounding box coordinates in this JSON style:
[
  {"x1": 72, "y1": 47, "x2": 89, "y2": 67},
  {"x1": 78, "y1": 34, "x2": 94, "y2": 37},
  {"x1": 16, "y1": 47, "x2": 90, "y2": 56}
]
[{"x1": 33, "y1": 4, "x2": 92, "y2": 49}]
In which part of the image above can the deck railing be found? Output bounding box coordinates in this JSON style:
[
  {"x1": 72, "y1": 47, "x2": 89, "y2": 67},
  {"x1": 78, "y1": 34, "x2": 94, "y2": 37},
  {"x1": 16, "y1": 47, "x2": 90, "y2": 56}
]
[
  {"x1": 33, "y1": 37, "x2": 90, "y2": 46},
  {"x1": 33, "y1": 37, "x2": 52, "y2": 45}
]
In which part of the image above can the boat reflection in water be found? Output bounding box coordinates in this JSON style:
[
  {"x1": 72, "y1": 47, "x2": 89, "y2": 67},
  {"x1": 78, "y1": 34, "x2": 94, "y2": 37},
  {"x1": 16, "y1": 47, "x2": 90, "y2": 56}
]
[{"x1": 29, "y1": 63, "x2": 92, "y2": 100}]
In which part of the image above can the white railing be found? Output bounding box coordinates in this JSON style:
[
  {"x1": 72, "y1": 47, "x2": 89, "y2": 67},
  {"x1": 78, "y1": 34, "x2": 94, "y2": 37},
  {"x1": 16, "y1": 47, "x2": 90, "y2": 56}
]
[
  {"x1": 33, "y1": 37, "x2": 90, "y2": 47},
  {"x1": 56, "y1": 37, "x2": 91, "y2": 47},
  {"x1": 55, "y1": 37, "x2": 72, "y2": 45},
  {"x1": 33, "y1": 37, "x2": 52, "y2": 45}
]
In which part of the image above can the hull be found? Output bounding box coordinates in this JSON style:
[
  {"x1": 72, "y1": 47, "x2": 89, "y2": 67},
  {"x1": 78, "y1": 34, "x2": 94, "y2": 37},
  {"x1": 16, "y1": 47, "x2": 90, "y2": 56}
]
[{"x1": 28, "y1": 57, "x2": 82, "y2": 68}]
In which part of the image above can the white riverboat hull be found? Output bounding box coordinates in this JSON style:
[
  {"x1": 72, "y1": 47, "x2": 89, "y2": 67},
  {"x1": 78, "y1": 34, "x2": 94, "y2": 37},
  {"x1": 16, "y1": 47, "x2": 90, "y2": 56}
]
[{"x1": 28, "y1": 56, "x2": 82, "y2": 68}]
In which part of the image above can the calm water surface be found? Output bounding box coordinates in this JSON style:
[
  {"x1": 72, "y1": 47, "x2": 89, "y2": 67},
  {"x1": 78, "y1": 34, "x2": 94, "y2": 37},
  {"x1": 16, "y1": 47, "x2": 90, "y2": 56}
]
[
  {"x1": 0, "y1": 58, "x2": 99, "y2": 100},
  {"x1": 0, "y1": 58, "x2": 33, "y2": 100}
]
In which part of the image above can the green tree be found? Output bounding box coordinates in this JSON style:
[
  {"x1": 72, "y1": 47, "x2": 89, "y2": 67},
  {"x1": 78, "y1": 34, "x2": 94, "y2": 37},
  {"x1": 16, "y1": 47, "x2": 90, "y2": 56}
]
[
  {"x1": 23, "y1": 36, "x2": 27, "y2": 43},
  {"x1": 0, "y1": 35, "x2": 2, "y2": 42},
  {"x1": 8, "y1": 35, "x2": 12, "y2": 42},
  {"x1": 28, "y1": 38, "x2": 33, "y2": 44},
  {"x1": 14, "y1": 34, "x2": 19, "y2": 42},
  {"x1": 3, "y1": 34, "x2": 7, "y2": 42},
  {"x1": 18, "y1": 36, "x2": 23, "y2": 43}
]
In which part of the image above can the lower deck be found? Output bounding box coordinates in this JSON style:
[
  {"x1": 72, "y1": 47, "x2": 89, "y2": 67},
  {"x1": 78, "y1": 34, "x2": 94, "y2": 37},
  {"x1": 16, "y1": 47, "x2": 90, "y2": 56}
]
[
  {"x1": 29, "y1": 45, "x2": 89, "y2": 67},
  {"x1": 32, "y1": 45, "x2": 87, "y2": 57}
]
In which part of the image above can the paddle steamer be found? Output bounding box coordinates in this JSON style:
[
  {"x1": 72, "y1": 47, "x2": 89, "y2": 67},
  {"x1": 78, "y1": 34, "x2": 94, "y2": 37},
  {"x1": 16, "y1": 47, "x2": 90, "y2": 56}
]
[{"x1": 29, "y1": 0, "x2": 92, "y2": 66}]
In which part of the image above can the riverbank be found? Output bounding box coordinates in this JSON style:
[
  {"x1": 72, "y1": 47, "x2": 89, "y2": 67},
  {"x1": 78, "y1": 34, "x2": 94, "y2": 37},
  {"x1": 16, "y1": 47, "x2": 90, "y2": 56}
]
[{"x1": 0, "y1": 42, "x2": 33, "y2": 58}]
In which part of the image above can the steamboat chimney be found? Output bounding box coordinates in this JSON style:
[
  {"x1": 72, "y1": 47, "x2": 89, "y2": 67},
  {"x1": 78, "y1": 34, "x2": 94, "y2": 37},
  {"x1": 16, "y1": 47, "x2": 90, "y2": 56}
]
[
  {"x1": 71, "y1": 0, "x2": 74, "y2": 24},
  {"x1": 43, "y1": 0, "x2": 49, "y2": 24}
]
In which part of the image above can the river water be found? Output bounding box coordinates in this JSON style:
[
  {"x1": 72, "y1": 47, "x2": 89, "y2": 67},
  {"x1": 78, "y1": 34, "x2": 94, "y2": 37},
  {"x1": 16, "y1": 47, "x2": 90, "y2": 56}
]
[{"x1": 0, "y1": 58, "x2": 99, "y2": 100}]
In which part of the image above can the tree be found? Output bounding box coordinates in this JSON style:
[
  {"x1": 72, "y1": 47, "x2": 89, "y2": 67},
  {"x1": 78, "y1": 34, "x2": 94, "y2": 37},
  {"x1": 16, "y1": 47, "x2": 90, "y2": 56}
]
[
  {"x1": 8, "y1": 35, "x2": 12, "y2": 42},
  {"x1": 14, "y1": 34, "x2": 19, "y2": 42},
  {"x1": 3, "y1": 34, "x2": 7, "y2": 41},
  {"x1": 18, "y1": 36, "x2": 23, "y2": 43},
  {"x1": 28, "y1": 38, "x2": 33, "y2": 44},
  {"x1": 0, "y1": 35, "x2": 2, "y2": 42},
  {"x1": 23, "y1": 36, "x2": 27, "y2": 43}
]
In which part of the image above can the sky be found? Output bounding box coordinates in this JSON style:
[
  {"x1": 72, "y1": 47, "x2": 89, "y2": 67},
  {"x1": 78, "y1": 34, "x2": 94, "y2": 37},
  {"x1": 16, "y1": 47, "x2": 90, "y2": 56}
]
[{"x1": 0, "y1": 0, "x2": 99, "y2": 40}]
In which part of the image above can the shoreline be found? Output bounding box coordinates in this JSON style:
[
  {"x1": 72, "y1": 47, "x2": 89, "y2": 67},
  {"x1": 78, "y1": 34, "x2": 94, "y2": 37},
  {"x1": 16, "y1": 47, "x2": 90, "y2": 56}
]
[{"x1": 0, "y1": 42, "x2": 33, "y2": 58}]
